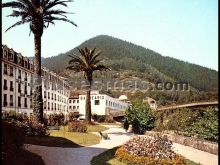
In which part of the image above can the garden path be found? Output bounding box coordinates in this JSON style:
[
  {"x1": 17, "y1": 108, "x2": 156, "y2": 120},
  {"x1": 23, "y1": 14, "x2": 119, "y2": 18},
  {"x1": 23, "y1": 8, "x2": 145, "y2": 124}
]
[{"x1": 24, "y1": 124, "x2": 218, "y2": 165}]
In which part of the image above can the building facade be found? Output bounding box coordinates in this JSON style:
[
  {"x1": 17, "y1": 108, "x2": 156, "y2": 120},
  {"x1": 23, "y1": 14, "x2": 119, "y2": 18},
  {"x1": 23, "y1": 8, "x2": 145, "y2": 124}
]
[
  {"x1": 68, "y1": 91, "x2": 129, "y2": 116},
  {"x1": 1, "y1": 45, "x2": 69, "y2": 117}
]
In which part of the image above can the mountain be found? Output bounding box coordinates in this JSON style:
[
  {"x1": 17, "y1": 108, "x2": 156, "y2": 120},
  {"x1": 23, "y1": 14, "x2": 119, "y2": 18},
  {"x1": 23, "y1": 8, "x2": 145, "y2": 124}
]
[{"x1": 41, "y1": 35, "x2": 218, "y2": 92}]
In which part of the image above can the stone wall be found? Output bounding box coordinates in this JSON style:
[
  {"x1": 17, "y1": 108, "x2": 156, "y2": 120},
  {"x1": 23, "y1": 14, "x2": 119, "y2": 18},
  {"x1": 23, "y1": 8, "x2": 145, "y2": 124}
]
[{"x1": 145, "y1": 131, "x2": 218, "y2": 155}]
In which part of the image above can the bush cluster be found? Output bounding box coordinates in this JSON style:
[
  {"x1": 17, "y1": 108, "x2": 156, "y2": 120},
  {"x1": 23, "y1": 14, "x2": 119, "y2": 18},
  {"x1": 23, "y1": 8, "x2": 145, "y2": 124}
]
[
  {"x1": 47, "y1": 113, "x2": 66, "y2": 126},
  {"x1": 125, "y1": 101, "x2": 155, "y2": 134},
  {"x1": 68, "y1": 121, "x2": 87, "y2": 133},
  {"x1": 115, "y1": 135, "x2": 187, "y2": 165},
  {"x1": 2, "y1": 121, "x2": 25, "y2": 164},
  {"x1": 92, "y1": 114, "x2": 115, "y2": 123},
  {"x1": 115, "y1": 147, "x2": 187, "y2": 165},
  {"x1": 154, "y1": 108, "x2": 218, "y2": 142}
]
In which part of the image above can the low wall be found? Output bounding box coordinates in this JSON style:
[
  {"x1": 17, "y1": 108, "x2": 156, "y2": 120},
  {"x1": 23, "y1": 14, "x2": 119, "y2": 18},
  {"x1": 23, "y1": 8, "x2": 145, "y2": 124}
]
[{"x1": 145, "y1": 131, "x2": 218, "y2": 155}]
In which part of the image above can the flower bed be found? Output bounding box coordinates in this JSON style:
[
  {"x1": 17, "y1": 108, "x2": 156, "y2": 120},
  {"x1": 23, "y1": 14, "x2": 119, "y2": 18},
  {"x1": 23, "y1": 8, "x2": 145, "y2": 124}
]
[{"x1": 115, "y1": 135, "x2": 187, "y2": 165}]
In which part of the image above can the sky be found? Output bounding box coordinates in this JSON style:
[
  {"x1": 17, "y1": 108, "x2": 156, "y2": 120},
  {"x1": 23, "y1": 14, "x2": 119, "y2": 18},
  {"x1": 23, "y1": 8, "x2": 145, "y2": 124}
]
[{"x1": 2, "y1": 0, "x2": 218, "y2": 71}]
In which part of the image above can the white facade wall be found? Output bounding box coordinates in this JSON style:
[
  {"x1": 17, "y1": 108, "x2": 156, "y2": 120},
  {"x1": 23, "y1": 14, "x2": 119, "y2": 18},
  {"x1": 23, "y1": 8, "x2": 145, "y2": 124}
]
[
  {"x1": 1, "y1": 45, "x2": 69, "y2": 117},
  {"x1": 69, "y1": 93, "x2": 129, "y2": 116}
]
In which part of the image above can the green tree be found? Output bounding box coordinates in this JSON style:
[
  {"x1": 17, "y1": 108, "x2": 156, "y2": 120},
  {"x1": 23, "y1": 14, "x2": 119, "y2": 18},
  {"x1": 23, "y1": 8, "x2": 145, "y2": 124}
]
[
  {"x1": 67, "y1": 47, "x2": 111, "y2": 124},
  {"x1": 2, "y1": 0, "x2": 77, "y2": 123},
  {"x1": 125, "y1": 101, "x2": 155, "y2": 134}
]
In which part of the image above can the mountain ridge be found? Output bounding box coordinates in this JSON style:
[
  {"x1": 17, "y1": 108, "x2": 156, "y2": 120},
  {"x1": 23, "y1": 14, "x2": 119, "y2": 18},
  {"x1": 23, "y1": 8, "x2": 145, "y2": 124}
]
[{"x1": 39, "y1": 35, "x2": 218, "y2": 92}]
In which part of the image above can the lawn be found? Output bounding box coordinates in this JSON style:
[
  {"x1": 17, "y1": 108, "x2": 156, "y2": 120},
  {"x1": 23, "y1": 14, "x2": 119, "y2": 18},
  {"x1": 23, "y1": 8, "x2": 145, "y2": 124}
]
[
  {"x1": 87, "y1": 124, "x2": 109, "y2": 132},
  {"x1": 25, "y1": 125, "x2": 102, "y2": 148},
  {"x1": 91, "y1": 147, "x2": 201, "y2": 165}
]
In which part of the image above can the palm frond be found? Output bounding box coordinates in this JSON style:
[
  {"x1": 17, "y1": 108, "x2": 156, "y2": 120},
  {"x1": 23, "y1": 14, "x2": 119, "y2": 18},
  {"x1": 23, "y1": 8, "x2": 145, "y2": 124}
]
[{"x1": 5, "y1": 19, "x2": 29, "y2": 32}]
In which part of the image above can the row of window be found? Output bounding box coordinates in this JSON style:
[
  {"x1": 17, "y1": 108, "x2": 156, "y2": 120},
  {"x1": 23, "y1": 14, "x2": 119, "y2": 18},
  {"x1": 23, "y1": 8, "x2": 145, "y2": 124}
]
[
  {"x1": 106, "y1": 100, "x2": 126, "y2": 109},
  {"x1": 4, "y1": 63, "x2": 32, "y2": 82},
  {"x1": 69, "y1": 106, "x2": 79, "y2": 110},
  {"x1": 3, "y1": 79, "x2": 31, "y2": 95},
  {"x1": 43, "y1": 101, "x2": 66, "y2": 111},
  {"x1": 44, "y1": 91, "x2": 67, "y2": 103},
  {"x1": 69, "y1": 99, "x2": 79, "y2": 103},
  {"x1": 3, "y1": 94, "x2": 32, "y2": 108}
]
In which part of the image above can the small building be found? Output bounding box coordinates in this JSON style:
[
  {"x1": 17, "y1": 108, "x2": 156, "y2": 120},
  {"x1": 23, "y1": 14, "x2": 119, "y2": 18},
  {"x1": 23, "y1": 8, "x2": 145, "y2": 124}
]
[{"x1": 68, "y1": 91, "x2": 129, "y2": 116}]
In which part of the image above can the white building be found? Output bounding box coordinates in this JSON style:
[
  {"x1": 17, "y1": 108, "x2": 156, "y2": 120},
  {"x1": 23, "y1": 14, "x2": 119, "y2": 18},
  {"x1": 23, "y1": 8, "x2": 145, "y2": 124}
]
[
  {"x1": 1, "y1": 45, "x2": 69, "y2": 118},
  {"x1": 68, "y1": 91, "x2": 129, "y2": 116}
]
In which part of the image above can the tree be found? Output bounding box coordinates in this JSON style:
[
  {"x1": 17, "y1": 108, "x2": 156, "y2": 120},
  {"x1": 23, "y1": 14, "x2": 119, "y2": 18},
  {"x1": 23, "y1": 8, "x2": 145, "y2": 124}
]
[
  {"x1": 2, "y1": 0, "x2": 77, "y2": 123},
  {"x1": 67, "y1": 47, "x2": 111, "y2": 124}
]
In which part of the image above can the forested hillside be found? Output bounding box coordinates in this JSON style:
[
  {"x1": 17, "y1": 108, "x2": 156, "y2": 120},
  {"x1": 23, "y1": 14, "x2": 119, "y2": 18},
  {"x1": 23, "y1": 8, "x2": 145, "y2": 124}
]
[{"x1": 41, "y1": 35, "x2": 218, "y2": 92}]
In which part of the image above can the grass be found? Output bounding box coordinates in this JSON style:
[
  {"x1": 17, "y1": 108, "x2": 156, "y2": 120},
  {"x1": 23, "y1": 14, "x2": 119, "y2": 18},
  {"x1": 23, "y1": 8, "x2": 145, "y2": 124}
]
[
  {"x1": 25, "y1": 126, "x2": 101, "y2": 148},
  {"x1": 87, "y1": 124, "x2": 109, "y2": 132},
  {"x1": 91, "y1": 147, "x2": 201, "y2": 165}
]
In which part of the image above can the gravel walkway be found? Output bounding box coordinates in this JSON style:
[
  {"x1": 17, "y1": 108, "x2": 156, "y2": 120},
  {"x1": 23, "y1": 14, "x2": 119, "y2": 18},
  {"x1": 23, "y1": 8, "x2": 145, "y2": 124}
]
[{"x1": 24, "y1": 125, "x2": 218, "y2": 165}]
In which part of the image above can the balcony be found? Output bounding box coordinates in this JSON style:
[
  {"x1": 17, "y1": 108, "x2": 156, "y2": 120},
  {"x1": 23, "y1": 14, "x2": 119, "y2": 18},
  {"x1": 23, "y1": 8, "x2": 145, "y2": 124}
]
[{"x1": 4, "y1": 86, "x2": 8, "y2": 90}]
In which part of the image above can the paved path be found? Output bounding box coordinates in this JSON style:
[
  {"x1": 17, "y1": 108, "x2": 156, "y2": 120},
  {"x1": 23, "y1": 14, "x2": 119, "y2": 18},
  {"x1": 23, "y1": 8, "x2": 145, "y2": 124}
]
[{"x1": 24, "y1": 125, "x2": 218, "y2": 165}]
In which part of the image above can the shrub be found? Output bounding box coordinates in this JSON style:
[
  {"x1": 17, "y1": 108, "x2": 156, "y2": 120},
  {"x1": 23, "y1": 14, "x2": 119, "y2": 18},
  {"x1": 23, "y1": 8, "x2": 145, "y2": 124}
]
[
  {"x1": 154, "y1": 108, "x2": 218, "y2": 142},
  {"x1": 115, "y1": 146, "x2": 187, "y2": 165},
  {"x1": 68, "y1": 112, "x2": 79, "y2": 122},
  {"x1": 123, "y1": 119, "x2": 129, "y2": 131},
  {"x1": 68, "y1": 121, "x2": 87, "y2": 133},
  {"x1": 2, "y1": 121, "x2": 25, "y2": 163},
  {"x1": 14, "y1": 118, "x2": 49, "y2": 137},
  {"x1": 125, "y1": 101, "x2": 155, "y2": 134},
  {"x1": 47, "y1": 113, "x2": 65, "y2": 126},
  {"x1": 115, "y1": 135, "x2": 187, "y2": 165},
  {"x1": 92, "y1": 115, "x2": 106, "y2": 122}
]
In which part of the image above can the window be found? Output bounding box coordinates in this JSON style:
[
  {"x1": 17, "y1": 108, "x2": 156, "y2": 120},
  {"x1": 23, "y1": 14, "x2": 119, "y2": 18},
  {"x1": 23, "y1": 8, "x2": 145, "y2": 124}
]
[
  {"x1": 44, "y1": 91, "x2": 46, "y2": 98},
  {"x1": 77, "y1": 106, "x2": 79, "y2": 109},
  {"x1": 4, "y1": 64, "x2": 7, "y2": 74},
  {"x1": 18, "y1": 69, "x2": 21, "y2": 79},
  {"x1": 18, "y1": 97, "x2": 21, "y2": 107},
  {"x1": 77, "y1": 100, "x2": 79, "y2": 103},
  {"x1": 10, "y1": 81, "x2": 13, "y2": 91},
  {"x1": 95, "y1": 100, "x2": 100, "y2": 105},
  {"x1": 48, "y1": 92, "x2": 50, "y2": 99},
  {"x1": 30, "y1": 98, "x2": 32, "y2": 108},
  {"x1": 69, "y1": 100, "x2": 72, "y2": 103},
  {"x1": 69, "y1": 106, "x2": 72, "y2": 109},
  {"x1": 48, "y1": 102, "x2": 50, "y2": 110},
  {"x1": 9, "y1": 52, "x2": 14, "y2": 60},
  {"x1": 73, "y1": 106, "x2": 76, "y2": 109},
  {"x1": 18, "y1": 83, "x2": 21, "y2": 93},
  {"x1": 24, "y1": 72, "x2": 27, "y2": 81},
  {"x1": 24, "y1": 85, "x2": 27, "y2": 94},
  {"x1": 3, "y1": 50, "x2": 7, "y2": 58},
  {"x1": 55, "y1": 103, "x2": 56, "y2": 110},
  {"x1": 73, "y1": 100, "x2": 75, "y2": 103},
  {"x1": 44, "y1": 101, "x2": 46, "y2": 109},
  {"x1": 10, "y1": 95, "x2": 13, "y2": 106},
  {"x1": 55, "y1": 94, "x2": 56, "y2": 100},
  {"x1": 4, "y1": 79, "x2": 7, "y2": 90},
  {"x1": 24, "y1": 98, "x2": 27, "y2": 107},
  {"x1": 10, "y1": 66, "x2": 13, "y2": 76},
  {"x1": 4, "y1": 94, "x2": 7, "y2": 106}
]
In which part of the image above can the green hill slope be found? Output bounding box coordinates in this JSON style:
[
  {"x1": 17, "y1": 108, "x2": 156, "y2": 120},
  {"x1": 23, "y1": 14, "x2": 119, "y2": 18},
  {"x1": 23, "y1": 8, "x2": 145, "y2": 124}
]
[{"x1": 41, "y1": 35, "x2": 218, "y2": 92}]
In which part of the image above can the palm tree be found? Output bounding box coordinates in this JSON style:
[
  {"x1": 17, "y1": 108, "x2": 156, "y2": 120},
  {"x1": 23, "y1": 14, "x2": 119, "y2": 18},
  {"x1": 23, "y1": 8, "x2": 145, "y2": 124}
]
[
  {"x1": 67, "y1": 47, "x2": 111, "y2": 124},
  {"x1": 2, "y1": 0, "x2": 77, "y2": 123}
]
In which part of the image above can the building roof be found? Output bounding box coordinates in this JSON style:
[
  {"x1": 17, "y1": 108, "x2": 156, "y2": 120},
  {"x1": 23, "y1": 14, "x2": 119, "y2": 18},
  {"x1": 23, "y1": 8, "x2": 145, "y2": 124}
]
[{"x1": 118, "y1": 95, "x2": 128, "y2": 100}]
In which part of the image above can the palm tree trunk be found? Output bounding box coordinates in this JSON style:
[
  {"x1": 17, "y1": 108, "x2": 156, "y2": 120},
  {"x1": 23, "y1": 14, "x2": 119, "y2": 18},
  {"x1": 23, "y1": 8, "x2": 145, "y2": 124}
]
[
  {"x1": 33, "y1": 33, "x2": 43, "y2": 123},
  {"x1": 85, "y1": 80, "x2": 92, "y2": 124}
]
